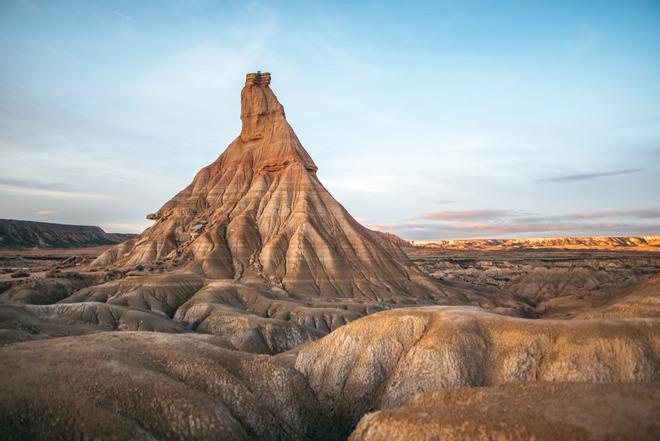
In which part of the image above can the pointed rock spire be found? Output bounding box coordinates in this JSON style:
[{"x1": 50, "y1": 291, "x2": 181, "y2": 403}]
[
  {"x1": 93, "y1": 73, "x2": 439, "y2": 300},
  {"x1": 240, "y1": 72, "x2": 285, "y2": 142}
]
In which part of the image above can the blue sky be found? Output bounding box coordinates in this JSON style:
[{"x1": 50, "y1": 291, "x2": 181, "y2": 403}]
[{"x1": 1, "y1": 0, "x2": 659, "y2": 239}]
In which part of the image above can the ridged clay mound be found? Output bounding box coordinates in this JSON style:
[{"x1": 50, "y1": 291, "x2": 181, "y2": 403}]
[
  {"x1": 414, "y1": 252, "x2": 660, "y2": 318},
  {"x1": 172, "y1": 280, "x2": 366, "y2": 354},
  {"x1": 349, "y1": 383, "x2": 660, "y2": 441},
  {"x1": 0, "y1": 302, "x2": 188, "y2": 345},
  {"x1": 577, "y1": 274, "x2": 660, "y2": 319},
  {"x1": 92, "y1": 72, "x2": 439, "y2": 301},
  {"x1": 60, "y1": 271, "x2": 206, "y2": 316},
  {"x1": 58, "y1": 271, "x2": 384, "y2": 353},
  {"x1": 0, "y1": 332, "x2": 327, "y2": 440},
  {"x1": 0, "y1": 274, "x2": 99, "y2": 305},
  {"x1": 295, "y1": 306, "x2": 659, "y2": 435}
]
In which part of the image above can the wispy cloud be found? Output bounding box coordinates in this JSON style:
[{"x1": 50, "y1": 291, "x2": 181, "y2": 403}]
[
  {"x1": 364, "y1": 222, "x2": 406, "y2": 231},
  {"x1": 0, "y1": 178, "x2": 111, "y2": 200},
  {"x1": 0, "y1": 185, "x2": 110, "y2": 199},
  {"x1": 366, "y1": 206, "x2": 660, "y2": 240},
  {"x1": 100, "y1": 222, "x2": 148, "y2": 233},
  {"x1": 431, "y1": 222, "x2": 584, "y2": 234},
  {"x1": 111, "y1": 10, "x2": 133, "y2": 22},
  {"x1": 421, "y1": 209, "x2": 515, "y2": 221},
  {"x1": 386, "y1": 221, "x2": 660, "y2": 240},
  {"x1": 516, "y1": 207, "x2": 660, "y2": 222},
  {"x1": 35, "y1": 209, "x2": 56, "y2": 215},
  {"x1": 537, "y1": 169, "x2": 643, "y2": 183},
  {"x1": 568, "y1": 208, "x2": 660, "y2": 220}
]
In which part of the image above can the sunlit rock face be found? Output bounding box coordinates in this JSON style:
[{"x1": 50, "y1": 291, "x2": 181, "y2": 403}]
[
  {"x1": 349, "y1": 383, "x2": 660, "y2": 441},
  {"x1": 411, "y1": 236, "x2": 660, "y2": 251},
  {"x1": 295, "y1": 306, "x2": 660, "y2": 436},
  {"x1": 93, "y1": 73, "x2": 438, "y2": 301}
]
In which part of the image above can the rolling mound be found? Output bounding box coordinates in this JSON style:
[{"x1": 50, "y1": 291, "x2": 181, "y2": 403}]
[
  {"x1": 576, "y1": 273, "x2": 660, "y2": 319},
  {"x1": 0, "y1": 304, "x2": 658, "y2": 439},
  {"x1": 0, "y1": 332, "x2": 327, "y2": 440},
  {"x1": 350, "y1": 383, "x2": 660, "y2": 440},
  {"x1": 0, "y1": 302, "x2": 188, "y2": 345},
  {"x1": 295, "y1": 306, "x2": 659, "y2": 435}
]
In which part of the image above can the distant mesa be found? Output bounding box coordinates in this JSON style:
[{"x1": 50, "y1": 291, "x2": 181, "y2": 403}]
[
  {"x1": 0, "y1": 219, "x2": 135, "y2": 249},
  {"x1": 412, "y1": 236, "x2": 660, "y2": 251}
]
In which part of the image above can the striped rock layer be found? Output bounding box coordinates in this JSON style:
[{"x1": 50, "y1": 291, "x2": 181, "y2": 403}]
[{"x1": 94, "y1": 73, "x2": 437, "y2": 300}]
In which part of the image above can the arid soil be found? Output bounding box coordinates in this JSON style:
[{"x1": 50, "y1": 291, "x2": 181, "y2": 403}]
[
  {"x1": 408, "y1": 247, "x2": 660, "y2": 318},
  {"x1": 0, "y1": 332, "x2": 328, "y2": 440},
  {"x1": 0, "y1": 73, "x2": 658, "y2": 440}
]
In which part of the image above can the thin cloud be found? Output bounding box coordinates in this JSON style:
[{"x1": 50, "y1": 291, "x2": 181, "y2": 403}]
[
  {"x1": 364, "y1": 222, "x2": 404, "y2": 231},
  {"x1": 0, "y1": 177, "x2": 71, "y2": 192},
  {"x1": 568, "y1": 208, "x2": 660, "y2": 220},
  {"x1": 368, "y1": 206, "x2": 660, "y2": 240},
  {"x1": 389, "y1": 221, "x2": 660, "y2": 240},
  {"x1": 0, "y1": 177, "x2": 112, "y2": 200},
  {"x1": 421, "y1": 209, "x2": 515, "y2": 221},
  {"x1": 101, "y1": 222, "x2": 148, "y2": 233},
  {"x1": 35, "y1": 209, "x2": 56, "y2": 215},
  {"x1": 0, "y1": 184, "x2": 110, "y2": 200},
  {"x1": 537, "y1": 169, "x2": 643, "y2": 183},
  {"x1": 439, "y1": 222, "x2": 583, "y2": 234},
  {"x1": 112, "y1": 10, "x2": 133, "y2": 22},
  {"x1": 516, "y1": 207, "x2": 660, "y2": 223},
  {"x1": 364, "y1": 221, "x2": 420, "y2": 231}
]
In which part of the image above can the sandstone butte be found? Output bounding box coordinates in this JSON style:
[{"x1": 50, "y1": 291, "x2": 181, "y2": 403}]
[{"x1": 92, "y1": 71, "x2": 439, "y2": 301}]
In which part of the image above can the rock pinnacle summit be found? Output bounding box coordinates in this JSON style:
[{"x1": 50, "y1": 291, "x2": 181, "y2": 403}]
[{"x1": 94, "y1": 73, "x2": 439, "y2": 300}]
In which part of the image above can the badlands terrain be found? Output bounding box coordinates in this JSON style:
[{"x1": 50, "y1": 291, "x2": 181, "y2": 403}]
[{"x1": 0, "y1": 73, "x2": 658, "y2": 440}]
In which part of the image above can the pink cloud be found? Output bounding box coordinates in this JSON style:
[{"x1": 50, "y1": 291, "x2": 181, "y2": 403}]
[
  {"x1": 439, "y1": 222, "x2": 583, "y2": 233},
  {"x1": 421, "y1": 209, "x2": 514, "y2": 221}
]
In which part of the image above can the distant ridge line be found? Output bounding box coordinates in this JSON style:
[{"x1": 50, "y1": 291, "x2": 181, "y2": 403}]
[
  {"x1": 410, "y1": 236, "x2": 660, "y2": 251},
  {"x1": 0, "y1": 218, "x2": 136, "y2": 249}
]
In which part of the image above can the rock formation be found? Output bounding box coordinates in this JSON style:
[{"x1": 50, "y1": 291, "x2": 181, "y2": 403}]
[
  {"x1": 92, "y1": 73, "x2": 437, "y2": 300},
  {"x1": 5, "y1": 72, "x2": 457, "y2": 354}
]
